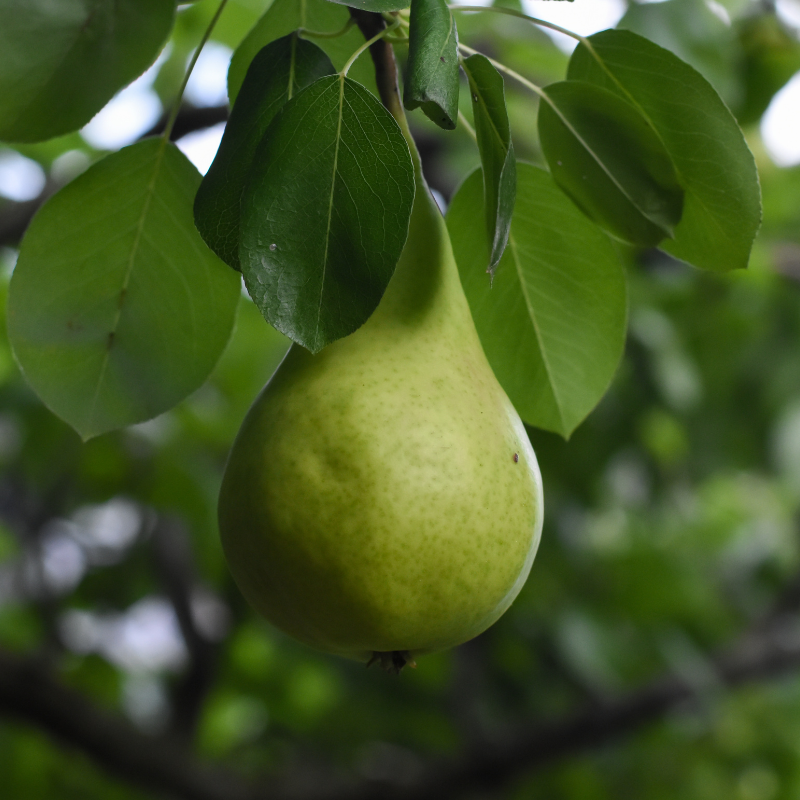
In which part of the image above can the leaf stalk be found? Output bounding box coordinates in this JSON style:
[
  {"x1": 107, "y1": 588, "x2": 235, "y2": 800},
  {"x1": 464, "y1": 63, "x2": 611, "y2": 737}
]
[{"x1": 163, "y1": 0, "x2": 230, "y2": 142}]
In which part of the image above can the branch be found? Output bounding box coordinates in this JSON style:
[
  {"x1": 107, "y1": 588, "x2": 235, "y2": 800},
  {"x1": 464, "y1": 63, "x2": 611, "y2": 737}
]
[
  {"x1": 143, "y1": 103, "x2": 229, "y2": 142},
  {"x1": 150, "y1": 515, "x2": 222, "y2": 739},
  {"x1": 0, "y1": 104, "x2": 229, "y2": 249},
  {"x1": 382, "y1": 618, "x2": 800, "y2": 800},
  {"x1": 0, "y1": 648, "x2": 258, "y2": 800},
  {"x1": 3, "y1": 613, "x2": 800, "y2": 800}
]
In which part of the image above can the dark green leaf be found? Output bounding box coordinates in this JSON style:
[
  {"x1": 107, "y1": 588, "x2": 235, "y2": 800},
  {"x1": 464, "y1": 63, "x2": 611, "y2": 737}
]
[
  {"x1": 7, "y1": 139, "x2": 241, "y2": 440},
  {"x1": 0, "y1": 0, "x2": 174, "y2": 143},
  {"x1": 538, "y1": 80, "x2": 684, "y2": 247},
  {"x1": 462, "y1": 54, "x2": 516, "y2": 274},
  {"x1": 194, "y1": 35, "x2": 335, "y2": 270},
  {"x1": 227, "y1": 0, "x2": 376, "y2": 105},
  {"x1": 325, "y1": 0, "x2": 410, "y2": 11},
  {"x1": 239, "y1": 76, "x2": 415, "y2": 353},
  {"x1": 404, "y1": 0, "x2": 460, "y2": 130},
  {"x1": 568, "y1": 29, "x2": 761, "y2": 272},
  {"x1": 446, "y1": 164, "x2": 627, "y2": 438}
]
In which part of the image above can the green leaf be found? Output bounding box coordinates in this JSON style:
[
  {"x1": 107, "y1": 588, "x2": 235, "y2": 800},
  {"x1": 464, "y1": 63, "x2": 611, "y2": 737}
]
[
  {"x1": 618, "y1": 0, "x2": 738, "y2": 105},
  {"x1": 325, "y1": 0, "x2": 410, "y2": 11},
  {"x1": 538, "y1": 80, "x2": 684, "y2": 247},
  {"x1": 227, "y1": 0, "x2": 376, "y2": 105},
  {"x1": 446, "y1": 164, "x2": 627, "y2": 438},
  {"x1": 404, "y1": 0, "x2": 460, "y2": 130},
  {"x1": 7, "y1": 139, "x2": 241, "y2": 440},
  {"x1": 0, "y1": 0, "x2": 175, "y2": 144},
  {"x1": 194, "y1": 34, "x2": 335, "y2": 270},
  {"x1": 462, "y1": 54, "x2": 516, "y2": 274},
  {"x1": 568, "y1": 29, "x2": 761, "y2": 272},
  {"x1": 239, "y1": 75, "x2": 415, "y2": 353}
]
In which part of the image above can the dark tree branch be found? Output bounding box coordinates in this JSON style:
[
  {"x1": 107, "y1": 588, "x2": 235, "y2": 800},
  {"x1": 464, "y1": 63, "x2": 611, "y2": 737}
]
[
  {"x1": 0, "y1": 180, "x2": 58, "y2": 249},
  {"x1": 0, "y1": 648, "x2": 258, "y2": 800},
  {"x1": 142, "y1": 103, "x2": 229, "y2": 142},
  {"x1": 3, "y1": 614, "x2": 800, "y2": 800},
  {"x1": 150, "y1": 515, "x2": 222, "y2": 740},
  {"x1": 0, "y1": 104, "x2": 229, "y2": 249},
  {"x1": 380, "y1": 618, "x2": 800, "y2": 800}
]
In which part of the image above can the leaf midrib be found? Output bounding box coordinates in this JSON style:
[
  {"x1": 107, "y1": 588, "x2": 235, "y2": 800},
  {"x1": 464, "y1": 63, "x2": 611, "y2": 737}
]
[
  {"x1": 314, "y1": 76, "x2": 346, "y2": 350},
  {"x1": 85, "y1": 139, "x2": 169, "y2": 431},
  {"x1": 508, "y1": 231, "x2": 567, "y2": 432}
]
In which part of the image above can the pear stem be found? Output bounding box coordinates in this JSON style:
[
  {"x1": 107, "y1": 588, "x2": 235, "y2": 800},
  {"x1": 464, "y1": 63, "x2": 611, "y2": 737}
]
[
  {"x1": 347, "y1": 10, "x2": 424, "y2": 177},
  {"x1": 367, "y1": 650, "x2": 417, "y2": 675}
]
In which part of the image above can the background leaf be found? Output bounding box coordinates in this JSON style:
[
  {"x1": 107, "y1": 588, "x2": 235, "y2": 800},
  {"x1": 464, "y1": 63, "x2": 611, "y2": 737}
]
[
  {"x1": 617, "y1": 0, "x2": 738, "y2": 105},
  {"x1": 735, "y1": 12, "x2": 800, "y2": 126},
  {"x1": 462, "y1": 54, "x2": 516, "y2": 275},
  {"x1": 538, "y1": 80, "x2": 684, "y2": 247},
  {"x1": 447, "y1": 164, "x2": 627, "y2": 438},
  {"x1": 0, "y1": 0, "x2": 175, "y2": 143},
  {"x1": 194, "y1": 34, "x2": 335, "y2": 270},
  {"x1": 404, "y1": 0, "x2": 460, "y2": 130},
  {"x1": 568, "y1": 29, "x2": 761, "y2": 272},
  {"x1": 239, "y1": 76, "x2": 415, "y2": 353},
  {"x1": 7, "y1": 139, "x2": 241, "y2": 440},
  {"x1": 227, "y1": 0, "x2": 376, "y2": 105}
]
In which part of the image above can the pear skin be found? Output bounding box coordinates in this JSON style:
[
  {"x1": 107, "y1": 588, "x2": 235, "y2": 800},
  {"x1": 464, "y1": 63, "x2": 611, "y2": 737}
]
[{"x1": 218, "y1": 168, "x2": 543, "y2": 663}]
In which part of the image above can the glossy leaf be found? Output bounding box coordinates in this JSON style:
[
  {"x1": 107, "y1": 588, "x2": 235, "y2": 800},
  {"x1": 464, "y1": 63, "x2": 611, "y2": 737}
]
[
  {"x1": 194, "y1": 35, "x2": 335, "y2": 270},
  {"x1": 0, "y1": 0, "x2": 174, "y2": 143},
  {"x1": 538, "y1": 80, "x2": 684, "y2": 247},
  {"x1": 404, "y1": 0, "x2": 460, "y2": 130},
  {"x1": 7, "y1": 139, "x2": 241, "y2": 440},
  {"x1": 446, "y1": 164, "x2": 627, "y2": 438},
  {"x1": 569, "y1": 29, "x2": 761, "y2": 272},
  {"x1": 227, "y1": 0, "x2": 376, "y2": 105},
  {"x1": 239, "y1": 76, "x2": 415, "y2": 353},
  {"x1": 325, "y1": 0, "x2": 410, "y2": 10},
  {"x1": 462, "y1": 54, "x2": 516, "y2": 274}
]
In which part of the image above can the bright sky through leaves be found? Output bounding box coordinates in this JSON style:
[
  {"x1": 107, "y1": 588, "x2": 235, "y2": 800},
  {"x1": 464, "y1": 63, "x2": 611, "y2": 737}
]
[{"x1": 761, "y1": 70, "x2": 800, "y2": 166}]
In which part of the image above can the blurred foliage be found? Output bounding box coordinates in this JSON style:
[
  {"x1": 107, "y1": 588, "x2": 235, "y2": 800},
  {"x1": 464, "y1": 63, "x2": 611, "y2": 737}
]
[{"x1": 2, "y1": 0, "x2": 800, "y2": 798}]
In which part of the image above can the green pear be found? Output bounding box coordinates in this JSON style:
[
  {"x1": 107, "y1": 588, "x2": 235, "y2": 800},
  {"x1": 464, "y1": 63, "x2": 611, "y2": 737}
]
[{"x1": 218, "y1": 161, "x2": 543, "y2": 668}]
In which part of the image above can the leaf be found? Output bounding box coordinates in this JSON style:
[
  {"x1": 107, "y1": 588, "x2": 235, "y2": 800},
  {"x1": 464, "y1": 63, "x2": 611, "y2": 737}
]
[
  {"x1": 568, "y1": 29, "x2": 761, "y2": 272},
  {"x1": 7, "y1": 139, "x2": 241, "y2": 440},
  {"x1": 0, "y1": 0, "x2": 174, "y2": 144},
  {"x1": 446, "y1": 164, "x2": 627, "y2": 438},
  {"x1": 462, "y1": 54, "x2": 516, "y2": 274},
  {"x1": 239, "y1": 75, "x2": 415, "y2": 353},
  {"x1": 194, "y1": 34, "x2": 335, "y2": 270},
  {"x1": 325, "y1": 0, "x2": 410, "y2": 11},
  {"x1": 403, "y1": 0, "x2": 460, "y2": 130},
  {"x1": 618, "y1": 0, "x2": 738, "y2": 105},
  {"x1": 736, "y1": 12, "x2": 800, "y2": 126},
  {"x1": 227, "y1": 0, "x2": 376, "y2": 105},
  {"x1": 538, "y1": 80, "x2": 684, "y2": 247}
]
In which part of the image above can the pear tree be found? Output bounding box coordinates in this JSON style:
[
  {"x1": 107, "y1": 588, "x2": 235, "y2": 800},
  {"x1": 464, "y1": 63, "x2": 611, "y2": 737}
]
[{"x1": 1, "y1": 0, "x2": 762, "y2": 668}]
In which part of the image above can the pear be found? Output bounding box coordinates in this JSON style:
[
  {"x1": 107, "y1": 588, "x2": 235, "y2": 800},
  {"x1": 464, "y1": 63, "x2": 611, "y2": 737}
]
[{"x1": 218, "y1": 160, "x2": 544, "y2": 667}]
